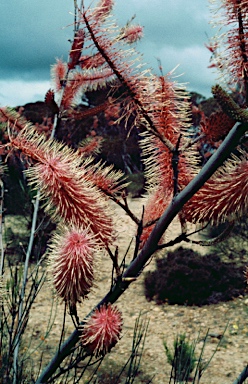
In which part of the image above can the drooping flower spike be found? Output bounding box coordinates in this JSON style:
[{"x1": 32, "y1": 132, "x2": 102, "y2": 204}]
[
  {"x1": 0, "y1": 107, "x2": 32, "y2": 133},
  {"x1": 80, "y1": 304, "x2": 123, "y2": 357},
  {"x1": 61, "y1": 68, "x2": 115, "y2": 109},
  {"x1": 10, "y1": 127, "x2": 116, "y2": 245},
  {"x1": 79, "y1": 52, "x2": 106, "y2": 69}
]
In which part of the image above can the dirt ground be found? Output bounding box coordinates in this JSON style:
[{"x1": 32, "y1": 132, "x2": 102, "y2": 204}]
[{"x1": 25, "y1": 197, "x2": 248, "y2": 383}]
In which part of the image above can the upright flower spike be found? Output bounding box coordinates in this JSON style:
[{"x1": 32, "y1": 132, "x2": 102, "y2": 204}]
[
  {"x1": 80, "y1": 304, "x2": 123, "y2": 357},
  {"x1": 10, "y1": 127, "x2": 115, "y2": 245},
  {"x1": 51, "y1": 59, "x2": 67, "y2": 91},
  {"x1": 90, "y1": 0, "x2": 114, "y2": 23},
  {"x1": 210, "y1": 0, "x2": 248, "y2": 96},
  {"x1": 81, "y1": 0, "x2": 189, "y2": 154},
  {"x1": 44, "y1": 89, "x2": 59, "y2": 116},
  {"x1": 68, "y1": 29, "x2": 85, "y2": 70},
  {"x1": 81, "y1": 4, "x2": 154, "y2": 132},
  {"x1": 139, "y1": 74, "x2": 197, "y2": 246},
  {"x1": 48, "y1": 225, "x2": 97, "y2": 305}
]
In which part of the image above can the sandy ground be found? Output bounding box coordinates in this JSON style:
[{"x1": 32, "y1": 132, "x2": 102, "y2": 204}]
[{"x1": 22, "y1": 197, "x2": 248, "y2": 383}]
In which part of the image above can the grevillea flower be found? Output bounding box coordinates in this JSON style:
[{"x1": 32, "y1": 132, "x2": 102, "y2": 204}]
[
  {"x1": 200, "y1": 110, "x2": 235, "y2": 144},
  {"x1": 44, "y1": 89, "x2": 59, "y2": 115},
  {"x1": 0, "y1": 107, "x2": 31, "y2": 133},
  {"x1": 183, "y1": 155, "x2": 248, "y2": 225},
  {"x1": 138, "y1": 74, "x2": 196, "y2": 246},
  {"x1": 224, "y1": 0, "x2": 248, "y2": 13},
  {"x1": 90, "y1": 0, "x2": 114, "y2": 23},
  {"x1": 139, "y1": 187, "x2": 172, "y2": 247},
  {"x1": 78, "y1": 136, "x2": 103, "y2": 156},
  {"x1": 51, "y1": 59, "x2": 67, "y2": 91},
  {"x1": 80, "y1": 304, "x2": 122, "y2": 356},
  {"x1": 61, "y1": 69, "x2": 115, "y2": 109},
  {"x1": 210, "y1": 0, "x2": 248, "y2": 90},
  {"x1": 81, "y1": 4, "x2": 154, "y2": 127},
  {"x1": 68, "y1": 29, "x2": 85, "y2": 70},
  {"x1": 121, "y1": 25, "x2": 144, "y2": 44},
  {"x1": 79, "y1": 52, "x2": 106, "y2": 69},
  {"x1": 48, "y1": 225, "x2": 97, "y2": 305},
  {"x1": 120, "y1": 25, "x2": 143, "y2": 44},
  {"x1": 84, "y1": 160, "x2": 127, "y2": 196},
  {"x1": 11, "y1": 127, "x2": 115, "y2": 245}
]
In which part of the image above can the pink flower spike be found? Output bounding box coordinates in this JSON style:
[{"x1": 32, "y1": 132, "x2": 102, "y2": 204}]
[
  {"x1": 122, "y1": 25, "x2": 144, "y2": 44},
  {"x1": 49, "y1": 225, "x2": 97, "y2": 305},
  {"x1": 12, "y1": 127, "x2": 115, "y2": 245},
  {"x1": 81, "y1": 305, "x2": 123, "y2": 357},
  {"x1": 68, "y1": 29, "x2": 85, "y2": 70},
  {"x1": 51, "y1": 59, "x2": 67, "y2": 91},
  {"x1": 91, "y1": 0, "x2": 114, "y2": 22}
]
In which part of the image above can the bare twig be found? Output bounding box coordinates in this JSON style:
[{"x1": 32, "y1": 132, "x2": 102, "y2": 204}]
[
  {"x1": 172, "y1": 134, "x2": 182, "y2": 197},
  {"x1": 13, "y1": 190, "x2": 41, "y2": 384},
  {"x1": 187, "y1": 222, "x2": 235, "y2": 246},
  {"x1": 0, "y1": 179, "x2": 5, "y2": 276},
  {"x1": 109, "y1": 193, "x2": 140, "y2": 225},
  {"x1": 132, "y1": 205, "x2": 145, "y2": 261}
]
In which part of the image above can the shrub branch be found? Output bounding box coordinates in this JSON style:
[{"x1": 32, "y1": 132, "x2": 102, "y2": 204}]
[{"x1": 36, "y1": 120, "x2": 248, "y2": 383}]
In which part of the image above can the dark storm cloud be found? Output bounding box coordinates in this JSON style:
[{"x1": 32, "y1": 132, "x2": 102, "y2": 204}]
[
  {"x1": 115, "y1": 0, "x2": 212, "y2": 48},
  {"x1": 114, "y1": 0, "x2": 217, "y2": 95},
  {"x1": 0, "y1": 0, "x2": 217, "y2": 105},
  {"x1": 0, "y1": 0, "x2": 73, "y2": 79}
]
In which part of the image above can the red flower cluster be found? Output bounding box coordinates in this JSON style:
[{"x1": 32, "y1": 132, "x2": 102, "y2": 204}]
[{"x1": 80, "y1": 304, "x2": 123, "y2": 356}]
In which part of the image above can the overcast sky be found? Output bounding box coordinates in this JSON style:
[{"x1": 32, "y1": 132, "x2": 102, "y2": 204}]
[{"x1": 0, "y1": 0, "x2": 217, "y2": 107}]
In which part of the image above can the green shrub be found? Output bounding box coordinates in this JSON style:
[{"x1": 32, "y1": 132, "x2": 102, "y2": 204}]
[{"x1": 164, "y1": 334, "x2": 197, "y2": 382}]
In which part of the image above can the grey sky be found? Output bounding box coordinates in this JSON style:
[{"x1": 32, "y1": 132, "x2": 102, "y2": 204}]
[{"x1": 0, "y1": 0, "x2": 217, "y2": 106}]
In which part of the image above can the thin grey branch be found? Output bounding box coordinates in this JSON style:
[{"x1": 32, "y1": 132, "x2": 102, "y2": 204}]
[{"x1": 233, "y1": 365, "x2": 248, "y2": 384}]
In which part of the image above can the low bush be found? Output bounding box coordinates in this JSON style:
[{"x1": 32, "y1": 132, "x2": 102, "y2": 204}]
[{"x1": 144, "y1": 247, "x2": 247, "y2": 306}]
